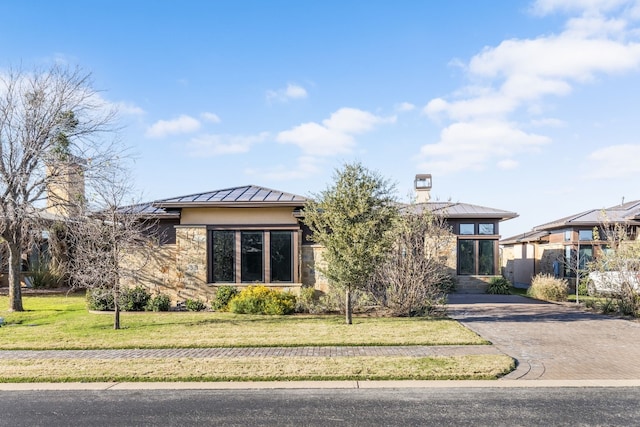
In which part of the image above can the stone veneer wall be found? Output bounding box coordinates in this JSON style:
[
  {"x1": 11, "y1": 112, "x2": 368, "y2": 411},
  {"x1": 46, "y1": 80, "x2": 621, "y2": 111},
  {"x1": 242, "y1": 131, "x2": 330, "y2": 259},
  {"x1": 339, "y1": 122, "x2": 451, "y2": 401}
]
[
  {"x1": 538, "y1": 243, "x2": 564, "y2": 276},
  {"x1": 121, "y1": 226, "x2": 213, "y2": 305},
  {"x1": 301, "y1": 245, "x2": 329, "y2": 292},
  {"x1": 501, "y1": 245, "x2": 516, "y2": 284},
  {"x1": 455, "y1": 275, "x2": 498, "y2": 293}
]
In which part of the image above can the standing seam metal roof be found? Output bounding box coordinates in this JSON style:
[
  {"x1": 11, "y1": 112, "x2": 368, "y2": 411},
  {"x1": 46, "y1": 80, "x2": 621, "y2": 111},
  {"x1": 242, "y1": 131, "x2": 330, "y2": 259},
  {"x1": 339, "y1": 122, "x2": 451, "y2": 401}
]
[
  {"x1": 533, "y1": 199, "x2": 640, "y2": 231},
  {"x1": 403, "y1": 201, "x2": 518, "y2": 220},
  {"x1": 153, "y1": 185, "x2": 307, "y2": 205}
]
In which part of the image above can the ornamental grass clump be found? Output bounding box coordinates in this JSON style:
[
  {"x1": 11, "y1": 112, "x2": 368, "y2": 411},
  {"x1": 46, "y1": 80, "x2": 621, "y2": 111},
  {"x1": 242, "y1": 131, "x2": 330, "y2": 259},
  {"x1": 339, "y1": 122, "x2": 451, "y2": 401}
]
[
  {"x1": 486, "y1": 277, "x2": 511, "y2": 295},
  {"x1": 527, "y1": 274, "x2": 568, "y2": 302}
]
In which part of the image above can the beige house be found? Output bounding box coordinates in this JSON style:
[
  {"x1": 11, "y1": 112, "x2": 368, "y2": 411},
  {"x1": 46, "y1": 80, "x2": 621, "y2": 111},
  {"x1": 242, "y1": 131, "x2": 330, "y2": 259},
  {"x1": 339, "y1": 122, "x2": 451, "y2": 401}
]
[
  {"x1": 501, "y1": 199, "x2": 640, "y2": 288},
  {"x1": 128, "y1": 176, "x2": 517, "y2": 302}
]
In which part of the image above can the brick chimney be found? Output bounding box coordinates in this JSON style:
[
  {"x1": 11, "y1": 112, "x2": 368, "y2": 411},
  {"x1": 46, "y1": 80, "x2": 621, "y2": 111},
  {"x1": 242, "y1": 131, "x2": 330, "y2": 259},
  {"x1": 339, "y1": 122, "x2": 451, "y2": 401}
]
[{"x1": 414, "y1": 174, "x2": 432, "y2": 203}]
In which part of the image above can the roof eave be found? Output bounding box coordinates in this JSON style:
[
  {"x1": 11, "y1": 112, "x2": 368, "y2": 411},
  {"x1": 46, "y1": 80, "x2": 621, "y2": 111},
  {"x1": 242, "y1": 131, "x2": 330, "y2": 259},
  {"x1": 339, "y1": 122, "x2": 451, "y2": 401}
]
[{"x1": 153, "y1": 201, "x2": 306, "y2": 209}]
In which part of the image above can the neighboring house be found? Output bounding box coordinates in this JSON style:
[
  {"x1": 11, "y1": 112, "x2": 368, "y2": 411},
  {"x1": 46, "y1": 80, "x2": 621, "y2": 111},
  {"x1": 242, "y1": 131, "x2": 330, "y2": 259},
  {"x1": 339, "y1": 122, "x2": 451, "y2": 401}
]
[
  {"x1": 501, "y1": 200, "x2": 640, "y2": 287},
  {"x1": 0, "y1": 158, "x2": 84, "y2": 288},
  {"x1": 126, "y1": 175, "x2": 518, "y2": 302}
]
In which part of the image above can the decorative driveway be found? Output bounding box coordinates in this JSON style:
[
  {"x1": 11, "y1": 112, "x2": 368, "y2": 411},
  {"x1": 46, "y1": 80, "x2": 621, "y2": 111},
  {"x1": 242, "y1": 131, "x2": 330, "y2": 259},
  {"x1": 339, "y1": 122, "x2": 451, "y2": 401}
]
[{"x1": 448, "y1": 294, "x2": 640, "y2": 380}]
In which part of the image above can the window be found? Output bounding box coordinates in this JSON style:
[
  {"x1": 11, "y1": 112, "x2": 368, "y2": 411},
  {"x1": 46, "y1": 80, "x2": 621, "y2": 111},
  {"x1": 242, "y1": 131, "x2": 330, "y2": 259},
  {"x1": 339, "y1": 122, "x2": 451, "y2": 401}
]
[
  {"x1": 458, "y1": 239, "x2": 496, "y2": 275},
  {"x1": 478, "y1": 223, "x2": 494, "y2": 235},
  {"x1": 564, "y1": 231, "x2": 572, "y2": 241},
  {"x1": 460, "y1": 224, "x2": 475, "y2": 235},
  {"x1": 241, "y1": 231, "x2": 263, "y2": 282},
  {"x1": 212, "y1": 230, "x2": 235, "y2": 282},
  {"x1": 579, "y1": 230, "x2": 593, "y2": 241},
  {"x1": 578, "y1": 245, "x2": 593, "y2": 270},
  {"x1": 478, "y1": 240, "x2": 495, "y2": 275},
  {"x1": 270, "y1": 231, "x2": 292, "y2": 282},
  {"x1": 209, "y1": 229, "x2": 295, "y2": 284},
  {"x1": 458, "y1": 240, "x2": 475, "y2": 274}
]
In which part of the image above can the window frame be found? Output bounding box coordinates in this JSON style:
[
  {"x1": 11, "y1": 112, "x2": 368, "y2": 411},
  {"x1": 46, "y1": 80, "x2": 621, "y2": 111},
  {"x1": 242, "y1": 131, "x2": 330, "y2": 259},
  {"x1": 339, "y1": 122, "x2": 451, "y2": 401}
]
[
  {"x1": 207, "y1": 226, "x2": 298, "y2": 284},
  {"x1": 457, "y1": 238, "x2": 497, "y2": 276}
]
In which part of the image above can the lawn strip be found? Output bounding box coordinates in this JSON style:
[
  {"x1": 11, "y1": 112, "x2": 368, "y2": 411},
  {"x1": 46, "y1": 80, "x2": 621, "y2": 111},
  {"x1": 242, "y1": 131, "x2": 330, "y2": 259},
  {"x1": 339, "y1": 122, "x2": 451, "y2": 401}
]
[{"x1": 0, "y1": 355, "x2": 515, "y2": 382}]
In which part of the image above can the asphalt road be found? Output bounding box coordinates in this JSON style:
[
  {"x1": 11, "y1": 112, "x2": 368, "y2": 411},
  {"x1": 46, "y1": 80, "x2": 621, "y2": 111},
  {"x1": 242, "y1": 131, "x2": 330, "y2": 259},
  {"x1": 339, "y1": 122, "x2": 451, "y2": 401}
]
[{"x1": 2, "y1": 387, "x2": 639, "y2": 426}]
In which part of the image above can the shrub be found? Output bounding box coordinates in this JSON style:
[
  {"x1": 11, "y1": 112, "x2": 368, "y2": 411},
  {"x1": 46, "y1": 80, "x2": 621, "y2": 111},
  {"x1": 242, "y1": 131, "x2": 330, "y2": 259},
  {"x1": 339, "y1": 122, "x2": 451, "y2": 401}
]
[
  {"x1": 295, "y1": 286, "x2": 320, "y2": 313},
  {"x1": 600, "y1": 298, "x2": 617, "y2": 314},
  {"x1": 86, "y1": 288, "x2": 115, "y2": 311},
  {"x1": 146, "y1": 293, "x2": 171, "y2": 312},
  {"x1": 228, "y1": 285, "x2": 296, "y2": 315},
  {"x1": 185, "y1": 298, "x2": 207, "y2": 312},
  {"x1": 527, "y1": 274, "x2": 568, "y2": 302},
  {"x1": 28, "y1": 259, "x2": 61, "y2": 289},
  {"x1": 577, "y1": 278, "x2": 589, "y2": 296},
  {"x1": 486, "y1": 277, "x2": 511, "y2": 295},
  {"x1": 211, "y1": 285, "x2": 239, "y2": 311},
  {"x1": 120, "y1": 285, "x2": 151, "y2": 311},
  {"x1": 436, "y1": 275, "x2": 456, "y2": 294}
]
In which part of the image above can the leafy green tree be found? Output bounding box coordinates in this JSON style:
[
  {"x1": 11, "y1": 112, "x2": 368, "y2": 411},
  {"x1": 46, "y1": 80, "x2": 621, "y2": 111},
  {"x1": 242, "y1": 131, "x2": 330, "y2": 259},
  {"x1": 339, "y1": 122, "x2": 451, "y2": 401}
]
[{"x1": 302, "y1": 162, "x2": 398, "y2": 324}]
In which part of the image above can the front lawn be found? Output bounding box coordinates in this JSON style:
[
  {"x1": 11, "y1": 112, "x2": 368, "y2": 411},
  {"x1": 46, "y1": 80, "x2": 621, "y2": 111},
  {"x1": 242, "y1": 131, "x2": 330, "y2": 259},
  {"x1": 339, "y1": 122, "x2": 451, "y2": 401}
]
[
  {"x1": 0, "y1": 293, "x2": 488, "y2": 349},
  {"x1": 0, "y1": 293, "x2": 515, "y2": 382}
]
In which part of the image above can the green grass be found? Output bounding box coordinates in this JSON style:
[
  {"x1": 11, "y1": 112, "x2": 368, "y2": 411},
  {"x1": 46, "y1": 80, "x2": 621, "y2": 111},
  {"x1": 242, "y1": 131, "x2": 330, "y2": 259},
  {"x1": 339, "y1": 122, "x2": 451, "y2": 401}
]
[
  {"x1": 0, "y1": 292, "x2": 515, "y2": 382},
  {"x1": 0, "y1": 292, "x2": 488, "y2": 350},
  {"x1": 0, "y1": 355, "x2": 515, "y2": 382},
  {"x1": 509, "y1": 287, "x2": 528, "y2": 297}
]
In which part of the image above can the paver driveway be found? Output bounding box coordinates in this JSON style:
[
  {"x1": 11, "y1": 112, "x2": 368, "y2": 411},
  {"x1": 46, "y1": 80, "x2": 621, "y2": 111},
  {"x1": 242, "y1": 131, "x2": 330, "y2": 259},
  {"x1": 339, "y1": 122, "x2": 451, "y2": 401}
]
[{"x1": 448, "y1": 294, "x2": 640, "y2": 380}]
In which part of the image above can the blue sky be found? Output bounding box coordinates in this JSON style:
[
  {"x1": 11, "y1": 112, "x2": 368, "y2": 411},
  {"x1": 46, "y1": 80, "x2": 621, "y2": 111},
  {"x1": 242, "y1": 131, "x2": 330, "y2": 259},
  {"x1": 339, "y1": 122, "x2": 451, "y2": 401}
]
[{"x1": 2, "y1": 0, "x2": 640, "y2": 238}]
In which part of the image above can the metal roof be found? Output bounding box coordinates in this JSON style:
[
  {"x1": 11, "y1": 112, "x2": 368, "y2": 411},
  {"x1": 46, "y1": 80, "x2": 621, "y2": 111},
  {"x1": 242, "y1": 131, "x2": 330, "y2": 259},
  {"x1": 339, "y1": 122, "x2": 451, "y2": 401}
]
[
  {"x1": 153, "y1": 185, "x2": 307, "y2": 208},
  {"x1": 500, "y1": 230, "x2": 550, "y2": 245},
  {"x1": 402, "y1": 201, "x2": 518, "y2": 221},
  {"x1": 533, "y1": 199, "x2": 640, "y2": 231}
]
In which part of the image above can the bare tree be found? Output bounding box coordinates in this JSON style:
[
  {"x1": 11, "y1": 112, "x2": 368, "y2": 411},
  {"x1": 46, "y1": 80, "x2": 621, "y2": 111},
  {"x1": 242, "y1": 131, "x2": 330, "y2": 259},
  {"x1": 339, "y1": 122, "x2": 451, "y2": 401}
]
[
  {"x1": 67, "y1": 165, "x2": 158, "y2": 329},
  {"x1": 0, "y1": 65, "x2": 116, "y2": 311},
  {"x1": 369, "y1": 204, "x2": 454, "y2": 317},
  {"x1": 589, "y1": 222, "x2": 640, "y2": 315}
]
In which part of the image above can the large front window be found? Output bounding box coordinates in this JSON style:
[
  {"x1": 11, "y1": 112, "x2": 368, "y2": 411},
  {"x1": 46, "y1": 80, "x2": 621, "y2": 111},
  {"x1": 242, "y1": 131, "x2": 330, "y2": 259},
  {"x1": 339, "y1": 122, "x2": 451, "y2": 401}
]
[
  {"x1": 209, "y1": 229, "x2": 295, "y2": 284},
  {"x1": 458, "y1": 239, "x2": 496, "y2": 275}
]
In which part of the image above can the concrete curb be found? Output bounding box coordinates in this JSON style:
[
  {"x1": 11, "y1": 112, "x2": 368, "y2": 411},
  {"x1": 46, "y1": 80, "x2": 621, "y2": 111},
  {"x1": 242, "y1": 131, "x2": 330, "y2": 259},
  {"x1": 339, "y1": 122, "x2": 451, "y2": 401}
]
[{"x1": 2, "y1": 379, "x2": 640, "y2": 391}]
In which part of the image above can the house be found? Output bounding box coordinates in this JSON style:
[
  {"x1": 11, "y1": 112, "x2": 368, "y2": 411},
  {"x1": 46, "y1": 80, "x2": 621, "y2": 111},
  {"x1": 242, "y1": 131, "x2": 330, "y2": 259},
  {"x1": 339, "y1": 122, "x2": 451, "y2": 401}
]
[
  {"x1": 0, "y1": 157, "x2": 85, "y2": 289},
  {"x1": 126, "y1": 175, "x2": 518, "y2": 301},
  {"x1": 501, "y1": 199, "x2": 640, "y2": 288}
]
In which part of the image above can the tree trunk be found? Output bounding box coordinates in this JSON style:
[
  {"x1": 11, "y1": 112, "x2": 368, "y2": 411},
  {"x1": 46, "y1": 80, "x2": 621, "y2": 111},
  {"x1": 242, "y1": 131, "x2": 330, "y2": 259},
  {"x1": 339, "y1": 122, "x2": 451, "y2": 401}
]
[
  {"x1": 113, "y1": 286, "x2": 120, "y2": 330},
  {"x1": 114, "y1": 303, "x2": 120, "y2": 330},
  {"x1": 345, "y1": 287, "x2": 352, "y2": 325},
  {"x1": 7, "y1": 242, "x2": 24, "y2": 312}
]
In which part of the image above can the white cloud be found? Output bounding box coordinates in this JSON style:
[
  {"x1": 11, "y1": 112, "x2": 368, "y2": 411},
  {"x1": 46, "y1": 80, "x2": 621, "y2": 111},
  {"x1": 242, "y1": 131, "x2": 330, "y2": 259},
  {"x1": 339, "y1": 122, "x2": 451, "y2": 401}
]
[
  {"x1": 586, "y1": 143, "x2": 640, "y2": 178},
  {"x1": 187, "y1": 132, "x2": 269, "y2": 157},
  {"x1": 395, "y1": 102, "x2": 416, "y2": 112},
  {"x1": 531, "y1": 0, "x2": 632, "y2": 16},
  {"x1": 245, "y1": 156, "x2": 322, "y2": 181},
  {"x1": 266, "y1": 83, "x2": 308, "y2": 103},
  {"x1": 116, "y1": 102, "x2": 145, "y2": 116},
  {"x1": 497, "y1": 159, "x2": 520, "y2": 169},
  {"x1": 145, "y1": 115, "x2": 201, "y2": 138},
  {"x1": 277, "y1": 108, "x2": 395, "y2": 156},
  {"x1": 285, "y1": 84, "x2": 308, "y2": 99},
  {"x1": 530, "y1": 117, "x2": 566, "y2": 127},
  {"x1": 418, "y1": 120, "x2": 550, "y2": 174},
  {"x1": 419, "y1": 1, "x2": 640, "y2": 173},
  {"x1": 201, "y1": 112, "x2": 221, "y2": 123}
]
